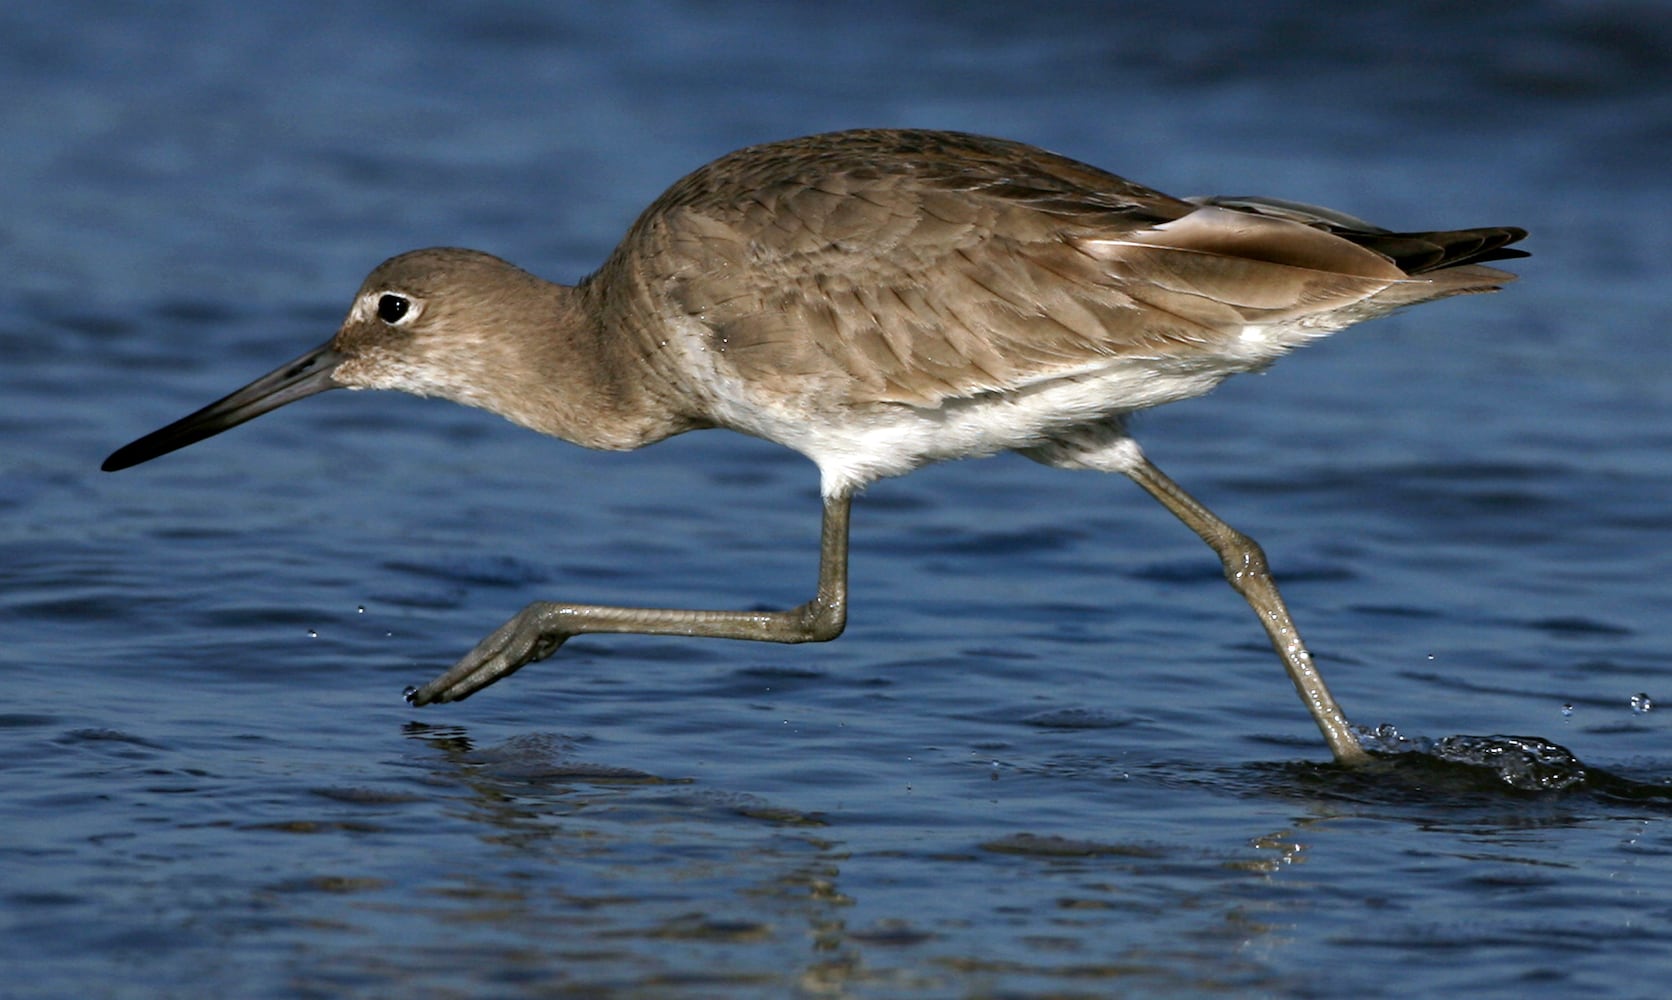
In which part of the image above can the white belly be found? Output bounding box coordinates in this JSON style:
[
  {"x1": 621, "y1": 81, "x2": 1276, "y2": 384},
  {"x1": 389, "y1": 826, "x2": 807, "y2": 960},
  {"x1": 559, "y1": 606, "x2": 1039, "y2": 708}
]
[{"x1": 728, "y1": 353, "x2": 1259, "y2": 496}]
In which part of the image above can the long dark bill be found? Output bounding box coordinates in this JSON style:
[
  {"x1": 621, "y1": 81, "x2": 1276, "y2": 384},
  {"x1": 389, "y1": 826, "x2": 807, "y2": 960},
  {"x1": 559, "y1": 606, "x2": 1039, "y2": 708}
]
[{"x1": 102, "y1": 342, "x2": 346, "y2": 472}]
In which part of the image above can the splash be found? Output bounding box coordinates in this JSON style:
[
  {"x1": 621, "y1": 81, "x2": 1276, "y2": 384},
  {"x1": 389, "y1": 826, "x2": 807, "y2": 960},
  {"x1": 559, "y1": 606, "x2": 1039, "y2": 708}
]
[
  {"x1": 1356, "y1": 724, "x2": 1587, "y2": 792},
  {"x1": 1353, "y1": 723, "x2": 1672, "y2": 801}
]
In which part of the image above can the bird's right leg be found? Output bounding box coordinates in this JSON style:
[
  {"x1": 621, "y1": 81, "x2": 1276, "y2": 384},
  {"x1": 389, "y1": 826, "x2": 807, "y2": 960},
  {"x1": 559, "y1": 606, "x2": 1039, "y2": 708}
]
[{"x1": 404, "y1": 492, "x2": 851, "y2": 705}]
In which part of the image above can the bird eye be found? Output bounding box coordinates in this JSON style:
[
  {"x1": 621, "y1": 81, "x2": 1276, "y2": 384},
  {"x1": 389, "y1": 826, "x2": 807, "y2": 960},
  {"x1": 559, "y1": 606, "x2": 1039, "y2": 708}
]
[{"x1": 377, "y1": 293, "x2": 412, "y2": 324}]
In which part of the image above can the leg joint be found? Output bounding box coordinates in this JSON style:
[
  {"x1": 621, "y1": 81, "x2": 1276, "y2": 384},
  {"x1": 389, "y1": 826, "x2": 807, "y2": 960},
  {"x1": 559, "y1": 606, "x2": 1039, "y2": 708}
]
[
  {"x1": 792, "y1": 595, "x2": 847, "y2": 642},
  {"x1": 1218, "y1": 529, "x2": 1273, "y2": 589}
]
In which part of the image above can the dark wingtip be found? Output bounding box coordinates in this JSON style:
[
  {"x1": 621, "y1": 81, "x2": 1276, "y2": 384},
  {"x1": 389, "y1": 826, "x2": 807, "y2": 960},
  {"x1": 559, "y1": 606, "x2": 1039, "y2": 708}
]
[{"x1": 1350, "y1": 225, "x2": 1530, "y2": 274}]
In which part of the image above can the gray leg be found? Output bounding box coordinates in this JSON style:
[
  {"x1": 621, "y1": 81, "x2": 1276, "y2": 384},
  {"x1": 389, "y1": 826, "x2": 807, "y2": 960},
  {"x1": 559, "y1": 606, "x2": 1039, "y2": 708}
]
[
  {"x1": 1121, "y1": 455, "x2": 1370, "y2": 765},
  {"x1": 406, "y1": 492, "x2": 851, "y2": 705}
]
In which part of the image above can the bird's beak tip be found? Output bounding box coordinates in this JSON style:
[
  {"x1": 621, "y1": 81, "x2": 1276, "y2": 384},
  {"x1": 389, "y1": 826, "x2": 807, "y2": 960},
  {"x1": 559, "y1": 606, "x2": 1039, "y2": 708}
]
[{"x1": 100, "y1": 341, "x2": 345, "y2": 472}]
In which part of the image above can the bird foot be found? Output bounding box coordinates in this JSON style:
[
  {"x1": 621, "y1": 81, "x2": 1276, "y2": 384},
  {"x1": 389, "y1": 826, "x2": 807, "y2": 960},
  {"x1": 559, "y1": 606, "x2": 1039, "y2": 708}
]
[{"x1": 404, "y1": 603, "x2": 570, "y2": 705}]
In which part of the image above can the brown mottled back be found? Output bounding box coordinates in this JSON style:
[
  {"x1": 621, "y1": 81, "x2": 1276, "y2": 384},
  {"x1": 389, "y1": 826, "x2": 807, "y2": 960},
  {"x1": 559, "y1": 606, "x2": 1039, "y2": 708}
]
[{"x1": 589, "y1": 129, "x2": 1524, "y2": 409}]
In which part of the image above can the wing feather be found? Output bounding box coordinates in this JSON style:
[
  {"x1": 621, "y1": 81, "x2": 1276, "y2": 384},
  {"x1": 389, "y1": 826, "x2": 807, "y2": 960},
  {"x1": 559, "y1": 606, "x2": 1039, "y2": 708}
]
[{"x1": 605, "y1": 130, "x2": 1520, "y2": 409}]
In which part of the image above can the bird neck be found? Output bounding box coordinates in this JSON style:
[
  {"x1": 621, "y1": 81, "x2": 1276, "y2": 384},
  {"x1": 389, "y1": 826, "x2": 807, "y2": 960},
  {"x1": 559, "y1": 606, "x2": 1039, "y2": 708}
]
[{"x1": 464, "y1": 280, "x2": 702, "y2": 452}]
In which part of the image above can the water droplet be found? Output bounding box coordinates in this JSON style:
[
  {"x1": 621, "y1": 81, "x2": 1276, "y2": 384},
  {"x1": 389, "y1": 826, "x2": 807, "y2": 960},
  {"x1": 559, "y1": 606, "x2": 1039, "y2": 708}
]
[
  {"x1": 1630, "y1": 693, "x2": 1653, "y2": 714},
  {"x1": 1561, "y1": 703, "x2": 1575, "y2": 717}
]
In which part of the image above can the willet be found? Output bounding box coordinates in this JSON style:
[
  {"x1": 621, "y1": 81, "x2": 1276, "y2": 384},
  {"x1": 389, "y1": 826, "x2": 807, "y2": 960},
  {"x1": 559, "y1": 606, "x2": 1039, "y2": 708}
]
[{"x1": 103, "y1": 129, "x2": 1527, "y2": 765}]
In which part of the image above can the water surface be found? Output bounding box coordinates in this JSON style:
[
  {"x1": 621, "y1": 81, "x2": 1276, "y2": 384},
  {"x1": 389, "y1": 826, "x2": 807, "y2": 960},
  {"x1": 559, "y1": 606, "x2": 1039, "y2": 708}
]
[{"x1": 4, "y1": 2, "x2": 1672, "y2": 996}]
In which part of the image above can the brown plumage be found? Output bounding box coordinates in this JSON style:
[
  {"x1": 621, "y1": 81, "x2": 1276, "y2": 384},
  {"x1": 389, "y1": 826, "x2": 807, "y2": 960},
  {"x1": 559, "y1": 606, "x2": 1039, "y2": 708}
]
[
  {"x1": 600, "y1": 130, "x2": 1521, "y2": 411},
  {"x1": 103, "y1": 129, "x2": 1527, "y2": 766}
]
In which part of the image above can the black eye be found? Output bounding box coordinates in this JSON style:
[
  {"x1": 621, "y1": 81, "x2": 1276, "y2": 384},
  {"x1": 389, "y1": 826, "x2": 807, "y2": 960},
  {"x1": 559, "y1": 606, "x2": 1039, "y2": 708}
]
[{"x1": 377, "y1": 294, "x2": 411, "y2": 324}]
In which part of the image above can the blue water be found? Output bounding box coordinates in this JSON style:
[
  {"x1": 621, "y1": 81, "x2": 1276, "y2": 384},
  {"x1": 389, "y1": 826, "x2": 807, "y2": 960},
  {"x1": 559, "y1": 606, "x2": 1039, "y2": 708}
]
[{"x1": 5, "y1": 2, "x2": 1672, "y2": 996}]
